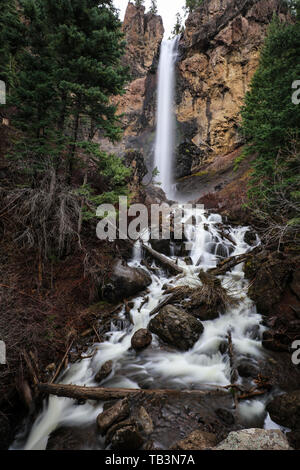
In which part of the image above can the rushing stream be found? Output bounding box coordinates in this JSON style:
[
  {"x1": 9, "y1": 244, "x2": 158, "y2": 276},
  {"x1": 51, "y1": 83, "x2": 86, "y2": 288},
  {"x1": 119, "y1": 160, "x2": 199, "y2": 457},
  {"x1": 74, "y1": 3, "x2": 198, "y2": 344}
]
[{"x1": 13, "y1": 39, "x2": 275, "y2": 450}]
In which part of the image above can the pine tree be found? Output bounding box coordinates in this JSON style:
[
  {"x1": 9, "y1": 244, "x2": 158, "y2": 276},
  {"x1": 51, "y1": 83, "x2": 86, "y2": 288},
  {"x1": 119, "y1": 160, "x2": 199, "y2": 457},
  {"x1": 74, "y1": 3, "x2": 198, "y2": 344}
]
[
  {"x1": 10, "y1": 0, "x2": 129, "y2": 176},
  {"x1": 0, "y1": 0, "x2": 24, "y2": 91},
  {"x1": 241, "y1": 11, "x2": 300, "y2": 218},
  {"x1": 171, "y1": 12, "x2": 184, "y2": 37},
  {"x1": 149, "y1": 0, "x2": 158, "y2": 15}
]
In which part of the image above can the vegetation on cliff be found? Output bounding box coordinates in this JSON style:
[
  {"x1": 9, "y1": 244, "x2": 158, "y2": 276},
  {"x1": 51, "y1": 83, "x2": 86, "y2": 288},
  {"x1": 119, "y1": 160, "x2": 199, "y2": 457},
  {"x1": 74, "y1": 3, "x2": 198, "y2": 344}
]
[{"x1": 241, "y1": 3, "x2": 300, "y2": 244}]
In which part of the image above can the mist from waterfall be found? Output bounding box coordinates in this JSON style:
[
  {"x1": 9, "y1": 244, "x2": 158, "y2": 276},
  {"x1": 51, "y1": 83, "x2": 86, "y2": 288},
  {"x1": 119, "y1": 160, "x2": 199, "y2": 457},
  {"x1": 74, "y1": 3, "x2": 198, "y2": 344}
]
[{"x1": 154, "y1": 37, "x2": 180, "y2": 200}]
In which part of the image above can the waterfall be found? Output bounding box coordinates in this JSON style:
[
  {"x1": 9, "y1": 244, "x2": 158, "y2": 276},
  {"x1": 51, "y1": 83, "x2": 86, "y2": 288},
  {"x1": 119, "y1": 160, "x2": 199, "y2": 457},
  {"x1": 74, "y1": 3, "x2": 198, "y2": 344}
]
[{"x1": 154, "y1": 37, "x2": 179, "y2": 200}]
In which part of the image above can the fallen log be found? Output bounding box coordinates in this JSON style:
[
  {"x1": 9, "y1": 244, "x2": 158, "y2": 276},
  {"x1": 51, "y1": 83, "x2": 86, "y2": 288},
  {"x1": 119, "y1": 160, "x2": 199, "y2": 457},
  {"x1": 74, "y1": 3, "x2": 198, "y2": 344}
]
[
  {"x1": 38, "y1": 383, "x2": 228, "y2": 401},
  {"x1": 141, "y1": 242, "x2": 184, "y2": 275},
  {"x1": 208, "y1": 248, "x2": 260, "y2": 276}
]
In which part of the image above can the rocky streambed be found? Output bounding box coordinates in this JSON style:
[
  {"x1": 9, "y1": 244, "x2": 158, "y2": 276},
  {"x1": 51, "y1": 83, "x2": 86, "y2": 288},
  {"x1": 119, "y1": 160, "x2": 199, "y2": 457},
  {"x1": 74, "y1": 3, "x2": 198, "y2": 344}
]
[{"x1": 10, "y1": 205, "x2": 300, "y2": 451}]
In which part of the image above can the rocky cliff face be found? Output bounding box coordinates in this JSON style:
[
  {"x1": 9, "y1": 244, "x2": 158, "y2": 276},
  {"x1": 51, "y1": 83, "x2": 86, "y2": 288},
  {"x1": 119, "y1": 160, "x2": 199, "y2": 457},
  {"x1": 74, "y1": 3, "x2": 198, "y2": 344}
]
[
  {"x1": 175, "y1": 0, "x2": 287, "y2": 179},
  {"x1": 99, "y1": 2, "x2": 164, "y2": 167}
]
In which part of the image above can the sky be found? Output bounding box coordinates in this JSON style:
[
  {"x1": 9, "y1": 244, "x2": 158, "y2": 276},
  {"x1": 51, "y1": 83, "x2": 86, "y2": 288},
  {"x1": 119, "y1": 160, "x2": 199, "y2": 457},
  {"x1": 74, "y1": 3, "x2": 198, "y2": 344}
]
[{"x1": 113, "y1": 0, "x2": 186, "y2": 38}]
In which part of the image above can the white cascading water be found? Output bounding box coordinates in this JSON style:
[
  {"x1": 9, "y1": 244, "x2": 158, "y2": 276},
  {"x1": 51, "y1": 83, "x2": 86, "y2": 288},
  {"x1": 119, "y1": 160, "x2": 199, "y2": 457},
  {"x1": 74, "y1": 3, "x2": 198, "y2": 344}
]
[
  {"x1": 154, "y1": 37, "x2": 179, "y2": 200},
  {"x1": 13, "y1": 39, "x2": 277, "y2": 451}
]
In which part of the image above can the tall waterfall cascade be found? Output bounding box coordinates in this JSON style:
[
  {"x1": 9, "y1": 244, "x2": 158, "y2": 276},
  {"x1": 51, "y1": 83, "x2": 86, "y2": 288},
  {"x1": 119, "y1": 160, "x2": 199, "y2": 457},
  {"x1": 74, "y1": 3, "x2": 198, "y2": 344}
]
[
  {"x1": 12, "y1": 38, "x2": 276, "y2": 452},
  {"x1": 154, "y1": 37, "x2": 179, "y2": 200}
]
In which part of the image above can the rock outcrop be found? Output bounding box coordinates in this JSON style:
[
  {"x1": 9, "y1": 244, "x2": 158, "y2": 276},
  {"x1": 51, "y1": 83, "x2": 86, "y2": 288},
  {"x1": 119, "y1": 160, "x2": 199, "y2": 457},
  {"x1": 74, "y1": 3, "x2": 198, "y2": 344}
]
[{"x1": 176, "y1": 0, "x2": 288, "y2": 177}]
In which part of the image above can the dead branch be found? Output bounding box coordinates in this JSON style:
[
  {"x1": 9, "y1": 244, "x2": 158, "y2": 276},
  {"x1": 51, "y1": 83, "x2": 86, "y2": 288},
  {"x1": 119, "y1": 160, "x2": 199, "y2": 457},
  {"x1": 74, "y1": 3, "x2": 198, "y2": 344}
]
[{"x1": 50, "y1": 339, "x2": 74, "y2": 384}]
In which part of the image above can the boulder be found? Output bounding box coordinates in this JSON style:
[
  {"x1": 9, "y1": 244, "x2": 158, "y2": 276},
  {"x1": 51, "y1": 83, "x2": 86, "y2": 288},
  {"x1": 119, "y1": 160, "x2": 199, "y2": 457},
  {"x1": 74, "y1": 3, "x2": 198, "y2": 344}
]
[
  {"x1": 267, "y1": 391, "x2": 300, "y2": 430},
  {"x1": 215, "y1": 428, "x2": 292, "y2": 450},
  {"x1": 95, "y1": 360, "x2": 113, "y2": 383},
  {"x1": 149, "y1": 305, "x2": 204, "y2": 351},
  {"x1": 103, "y1": 260, "x2": 151, "y2": 302},
  {"x1": 171, "y1": 430, "x2": 217, "y2": 450},
  {"x1": 131, "y1": 329, "x2": 152, "y2": 351},
  {"x1": 97, "y1": 399, "x2": 130, "y2": 436}
]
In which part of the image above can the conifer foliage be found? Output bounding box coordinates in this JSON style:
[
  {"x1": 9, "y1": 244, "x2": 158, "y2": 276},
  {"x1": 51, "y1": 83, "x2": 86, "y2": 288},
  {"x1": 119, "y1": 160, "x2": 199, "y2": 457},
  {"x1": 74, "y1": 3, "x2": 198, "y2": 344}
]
[{"x1": 241, "y1": 4, "x2": 300, "y2": 239}]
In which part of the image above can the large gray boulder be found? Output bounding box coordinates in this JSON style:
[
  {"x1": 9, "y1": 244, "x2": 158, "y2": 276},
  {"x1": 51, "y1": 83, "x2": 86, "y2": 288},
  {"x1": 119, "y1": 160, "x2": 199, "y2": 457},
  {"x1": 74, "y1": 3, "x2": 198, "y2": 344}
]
[
  {"x1": 103, "y1": 259, "x2": 151, "y2": 302},
  {"x1": 149, "y1": 305, "x2": 204, "y2": 351},
  {"x1": 215, "y1": 429, "x2": 292, "y2": 450},
  {"x1": 267, "y1": 391, "x2": 300, "y2": 430}
]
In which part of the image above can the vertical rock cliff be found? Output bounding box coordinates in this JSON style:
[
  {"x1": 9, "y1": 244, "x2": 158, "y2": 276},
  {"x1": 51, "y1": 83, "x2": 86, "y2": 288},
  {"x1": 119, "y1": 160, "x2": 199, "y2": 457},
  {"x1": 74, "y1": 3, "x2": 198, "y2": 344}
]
[
  {"x1": 99, "y1": 2, "x2": 164, "y2": 166},
  {"x1": 175, "y1": 0, "x2": 288, "y2": 182}
]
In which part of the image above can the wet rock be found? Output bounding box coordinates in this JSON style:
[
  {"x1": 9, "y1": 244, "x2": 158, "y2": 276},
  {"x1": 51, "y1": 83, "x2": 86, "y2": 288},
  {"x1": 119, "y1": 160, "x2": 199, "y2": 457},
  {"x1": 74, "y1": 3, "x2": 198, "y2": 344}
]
[
  {"x1": 219, "y1": 341, "x2": 228, "y2": 355},
  {"x1": 237, "y1": 360, "x2": 259, "y2": 378},
  {"x1": 131, "y1": 329, "x2": 152, "y2": 351},
  {"x1": 171, "y1": 430, "x2": 217, "y2": 450},
  {"x1": 244, "y1": 229, "x2": 257, "y2": 246},
  {"x1": 215, "y1": 428, "x2": 292, "y2": 450},
  {"x1": 267, "y1": 391, "x2": 300, "y2": 430},
  {"x1": 110, "y1": 424, "x2": 144, "y2": 450},
  {"x1": 103, "y1": 259, "x2": 151, "y2": 302},
  {"x1": 95, "y1": 360, "x2": 113, "y2": 383},
  {"x1": 149, "y1": 305, "x2": 204, "y2": 351},
  {"x1": 97, "y1": 399, "x2": 130, "y2": 436},
  {"x1": 184, "y1": 256, "x2": 193, "y2": 265},
  {"x1": 215, "y1": 408, "x2": 235, "y2": 425}
]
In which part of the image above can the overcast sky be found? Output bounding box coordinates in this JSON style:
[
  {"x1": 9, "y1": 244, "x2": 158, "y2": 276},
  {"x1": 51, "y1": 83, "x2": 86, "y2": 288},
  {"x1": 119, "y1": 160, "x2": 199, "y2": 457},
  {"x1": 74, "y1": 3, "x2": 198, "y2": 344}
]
[{"x1": 113, "y1": 0, "x2": 186, "y2": 38}]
